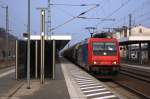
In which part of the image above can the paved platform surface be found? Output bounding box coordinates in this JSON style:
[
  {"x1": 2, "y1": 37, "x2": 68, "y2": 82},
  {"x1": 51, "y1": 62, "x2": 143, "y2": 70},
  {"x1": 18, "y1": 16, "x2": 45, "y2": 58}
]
[
  {"x1": 0, "y1": 66, "x2": 22, "y2": 98},
  {"x1": 61, "y1": 58, "x2": 120, "y2": 99},
  {"x1": 12, "y1": 63, "x2": 70, "y2": 99}
]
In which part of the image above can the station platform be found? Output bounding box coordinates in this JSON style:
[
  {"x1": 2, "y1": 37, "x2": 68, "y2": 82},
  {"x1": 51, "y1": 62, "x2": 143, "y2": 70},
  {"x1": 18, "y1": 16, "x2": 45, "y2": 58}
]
[
  {"x1": 121, "y1": 60, "x2": 150, "y2": 73},
  {"x1": 12, "y1": 62, "x2": 70, "y2": 99},
  {"x1": 121, "y1": 63, "x2": 150, "y2": 71},
  {"x1": 121, "y1": 58, "x2": 150, "y2": 68},
  {"x1": 12, "y1": 58, "x2": 120, "y2": 99},
  {"x1": 60, "y1": 58, "x2": 120, "y2": 99}
]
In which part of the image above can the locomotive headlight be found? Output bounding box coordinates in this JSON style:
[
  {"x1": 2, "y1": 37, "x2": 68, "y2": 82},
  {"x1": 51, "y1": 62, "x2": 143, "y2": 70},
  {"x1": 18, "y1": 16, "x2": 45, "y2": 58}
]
[
  {"x1": 113, "y1": 61, "x2": 117, "y2": 64},
  {"x1": 94, "y1": 61, "x2": 97, "y2": 64}
]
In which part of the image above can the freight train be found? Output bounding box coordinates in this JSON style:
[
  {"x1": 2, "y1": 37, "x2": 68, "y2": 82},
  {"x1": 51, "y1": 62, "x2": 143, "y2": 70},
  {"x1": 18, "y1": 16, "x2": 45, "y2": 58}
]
[{"x1": 62, "y1": 32, "x2": 120, "y2": 77}]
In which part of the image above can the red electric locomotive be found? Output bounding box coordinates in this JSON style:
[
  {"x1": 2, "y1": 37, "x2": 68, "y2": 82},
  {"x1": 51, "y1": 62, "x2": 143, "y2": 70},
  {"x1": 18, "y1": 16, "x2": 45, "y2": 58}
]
[{"x1": 63, "y1": 33, "x2": 120, "y2": 77}]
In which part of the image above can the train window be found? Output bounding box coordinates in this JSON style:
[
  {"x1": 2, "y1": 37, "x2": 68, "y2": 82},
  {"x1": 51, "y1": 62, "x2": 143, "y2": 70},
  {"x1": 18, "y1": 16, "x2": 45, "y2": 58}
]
[
  {"x1": 105, "y1": 43, "x2": 116, "y2": 51},
  {"x1": 92, "y1": 42, "x2": 117, "y2": 56},
  {"x1": 93, "y1": 43, "x2": 105, "y2": 51}
]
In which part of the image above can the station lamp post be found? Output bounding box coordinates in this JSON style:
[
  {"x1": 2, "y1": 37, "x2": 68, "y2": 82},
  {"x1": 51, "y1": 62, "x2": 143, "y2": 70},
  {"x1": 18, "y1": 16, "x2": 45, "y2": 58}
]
[
  {"x1": 40, "y1": 9, "x2": 45, "y2": 84},
  {"x1": 37, "y1": 8, "x2": 46, "y2": 84}
]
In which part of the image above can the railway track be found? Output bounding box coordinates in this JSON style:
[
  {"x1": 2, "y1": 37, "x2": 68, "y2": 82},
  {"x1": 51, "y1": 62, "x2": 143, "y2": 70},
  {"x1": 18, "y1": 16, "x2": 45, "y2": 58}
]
[
  {"x1": 111, "y1": 64, "x2": 150, "y2": 99},
  {"x1": 70, "y1": 60, "x2": 150, "y2": 98},
  {"x1": 120, "y1": 64, "x2": 150, "y2": 83}
]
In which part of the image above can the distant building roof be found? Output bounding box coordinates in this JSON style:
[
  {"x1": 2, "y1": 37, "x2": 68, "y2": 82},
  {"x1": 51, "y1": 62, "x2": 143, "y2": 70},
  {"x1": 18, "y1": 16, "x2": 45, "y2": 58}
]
[
  {"x1": 113, "y1": 25, "x2": 150, "y2": 45},
  {"x1": 129, "y1": 25, "x2": 150, "y2": 36}
]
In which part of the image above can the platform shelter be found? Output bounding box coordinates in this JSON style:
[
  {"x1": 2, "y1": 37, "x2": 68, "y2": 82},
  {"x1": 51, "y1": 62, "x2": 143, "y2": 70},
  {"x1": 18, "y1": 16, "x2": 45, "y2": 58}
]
[{"x1": 15, "y1": 35, "x2": 71, "y2": 80}]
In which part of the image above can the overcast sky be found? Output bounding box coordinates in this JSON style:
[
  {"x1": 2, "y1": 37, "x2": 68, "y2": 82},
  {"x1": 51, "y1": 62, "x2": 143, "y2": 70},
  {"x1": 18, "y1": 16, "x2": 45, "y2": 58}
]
[{"x1": 0, "y1": 0, "x2": 150, "y2": 44}]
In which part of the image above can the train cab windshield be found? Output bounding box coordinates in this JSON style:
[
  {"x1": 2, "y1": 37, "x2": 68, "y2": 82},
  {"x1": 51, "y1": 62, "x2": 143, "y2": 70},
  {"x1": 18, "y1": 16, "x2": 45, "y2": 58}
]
[{"x1": 92, "y1": 42, "x2": 117, "y2": 56}]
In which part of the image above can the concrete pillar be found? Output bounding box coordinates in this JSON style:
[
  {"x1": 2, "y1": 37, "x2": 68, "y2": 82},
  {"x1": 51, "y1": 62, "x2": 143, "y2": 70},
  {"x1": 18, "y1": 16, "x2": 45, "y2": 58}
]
[
  {"x1": 148, "y1": 43, "x2": 150, "y2": 61},
  {"x1": 128, "y1": 44, "x2": 131, "y2": 60},
  {"x1": 15, "y1": 40, "x2": 18, "y2": 80},
  {"x1": 35, "y1": 40, "x2": 38, "y2": 79},
  {"x1": 52, "y1": 40, "x2": 55, "y2": 80},
  {"x1": 126, "y1": 45, "x2": 129, "y2": 61},
  {"x1": 139, "y1": 43, "x2": 142, "y2": 64}
]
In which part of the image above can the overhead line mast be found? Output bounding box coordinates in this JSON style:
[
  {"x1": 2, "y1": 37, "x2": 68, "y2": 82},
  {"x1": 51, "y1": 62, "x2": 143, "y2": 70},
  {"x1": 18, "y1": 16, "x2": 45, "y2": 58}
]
[{"x1": 47, "y1": 0, "x2": 52, "y2": 36}]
